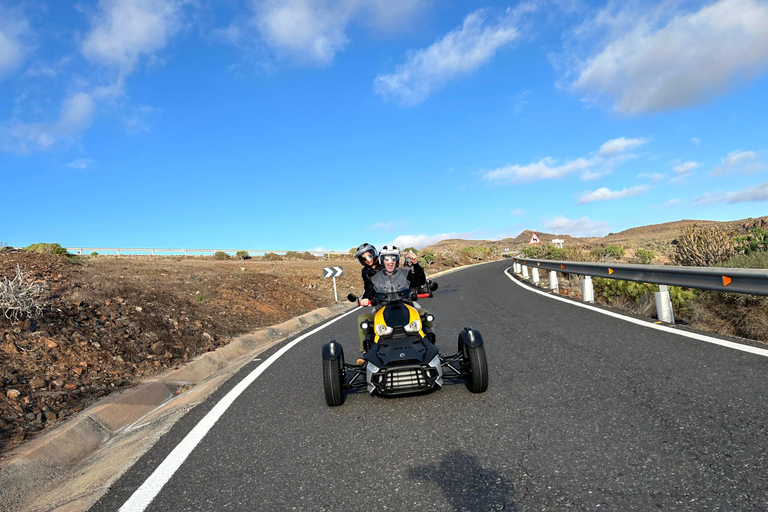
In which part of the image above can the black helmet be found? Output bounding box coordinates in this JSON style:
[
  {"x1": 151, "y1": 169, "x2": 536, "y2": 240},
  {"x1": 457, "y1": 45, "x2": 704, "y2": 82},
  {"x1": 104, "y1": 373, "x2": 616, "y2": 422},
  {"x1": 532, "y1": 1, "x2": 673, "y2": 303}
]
[
  {"x1": 379, "y1": 245, "x2": 401, "y2": 268},
  {"x1": 355, "y1": 243, "x2": 378, "y2": 265}
]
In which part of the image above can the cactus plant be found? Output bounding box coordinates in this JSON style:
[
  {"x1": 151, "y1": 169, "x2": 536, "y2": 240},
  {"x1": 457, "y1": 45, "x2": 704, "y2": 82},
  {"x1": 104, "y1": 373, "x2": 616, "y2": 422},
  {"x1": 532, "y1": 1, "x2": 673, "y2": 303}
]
[{"x1": 672, "y1": 226, "x2": 735, "y2": 267}]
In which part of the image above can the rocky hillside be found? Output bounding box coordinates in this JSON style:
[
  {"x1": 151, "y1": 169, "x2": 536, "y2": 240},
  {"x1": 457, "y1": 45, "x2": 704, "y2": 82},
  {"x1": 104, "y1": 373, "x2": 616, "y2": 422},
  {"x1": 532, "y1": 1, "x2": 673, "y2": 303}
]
[{"x1": 423, "y1": 216, "x2": 768, "y2": 255}]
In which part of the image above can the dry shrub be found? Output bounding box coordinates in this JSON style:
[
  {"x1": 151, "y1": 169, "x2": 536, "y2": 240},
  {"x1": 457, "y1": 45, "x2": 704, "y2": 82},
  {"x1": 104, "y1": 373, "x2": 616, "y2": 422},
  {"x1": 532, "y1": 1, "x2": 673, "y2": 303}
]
[
  {"x1": 692, "y1": 292, "x2": 768, "y2": 341},
  {"x1": 0, "y1": 265, "x2": 49, "y2": 322}
]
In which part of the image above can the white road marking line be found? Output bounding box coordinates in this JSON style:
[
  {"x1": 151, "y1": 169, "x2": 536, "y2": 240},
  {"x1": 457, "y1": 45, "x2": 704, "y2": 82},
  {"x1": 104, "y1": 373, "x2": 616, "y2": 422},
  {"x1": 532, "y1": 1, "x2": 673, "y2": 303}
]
[
  {"x1": 118, "y1": 307, "x2": 361, "y2": 512},
  {"x1": 504, "y1": 267, "x2": 768, "y2": 359}
]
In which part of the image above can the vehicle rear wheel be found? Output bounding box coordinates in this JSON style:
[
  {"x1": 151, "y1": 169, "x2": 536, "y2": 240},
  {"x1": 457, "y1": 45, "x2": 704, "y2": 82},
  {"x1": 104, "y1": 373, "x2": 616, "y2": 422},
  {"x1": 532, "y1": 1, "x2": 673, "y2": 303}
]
[
  {"x1": 323, "y1": 357, "x2": 345, "y2": 406},
  {"x1": 464, "y1": 344, "x2": 488, "y2": 393}
]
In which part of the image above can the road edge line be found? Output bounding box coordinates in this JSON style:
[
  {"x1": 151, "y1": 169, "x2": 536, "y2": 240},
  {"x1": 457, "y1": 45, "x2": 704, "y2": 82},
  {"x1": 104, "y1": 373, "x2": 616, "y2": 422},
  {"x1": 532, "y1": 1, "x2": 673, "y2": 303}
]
[
  {"x1": 504, "y1": 267, "x2": 768, "y2": 358},
  {"x1": 117, "y1": 307, "x2": 361, "y2": 512}
]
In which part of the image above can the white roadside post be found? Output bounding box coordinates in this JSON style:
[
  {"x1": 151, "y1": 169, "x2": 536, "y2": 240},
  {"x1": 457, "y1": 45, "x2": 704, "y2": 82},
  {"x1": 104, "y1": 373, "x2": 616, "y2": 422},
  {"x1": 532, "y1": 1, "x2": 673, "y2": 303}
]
[
  {"x1": 323, "y1": 266, "x2": 344, "y2": 302},
  {"x1": 532, "y1": 267, "x2": 540, "y2": 284},
  {"x1": 522, "y1": 265, "x2": 529, "y2": 279},
  {"x1": 582, "y1": 276, "x2": 594, "y2": 303},
  {"x1": 549, "y1": 271, "x2": 559, "y2": 293},
  {"x1": 655, "y1": 284, "x2": 675, "y2": 323}
]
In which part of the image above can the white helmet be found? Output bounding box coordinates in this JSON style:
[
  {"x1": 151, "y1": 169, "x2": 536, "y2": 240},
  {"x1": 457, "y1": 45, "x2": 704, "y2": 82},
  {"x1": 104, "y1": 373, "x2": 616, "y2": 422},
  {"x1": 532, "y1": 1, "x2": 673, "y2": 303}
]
[{"x1": 379, "y1": 245, "x2": 401, "y2": 267}]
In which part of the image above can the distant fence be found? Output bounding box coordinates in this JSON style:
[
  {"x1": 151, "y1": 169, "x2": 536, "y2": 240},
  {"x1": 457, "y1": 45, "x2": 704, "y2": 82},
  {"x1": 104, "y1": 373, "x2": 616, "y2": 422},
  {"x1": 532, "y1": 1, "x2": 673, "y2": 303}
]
[{"x1": 66, "y1": 248, "x2": 350, "y2": 257}]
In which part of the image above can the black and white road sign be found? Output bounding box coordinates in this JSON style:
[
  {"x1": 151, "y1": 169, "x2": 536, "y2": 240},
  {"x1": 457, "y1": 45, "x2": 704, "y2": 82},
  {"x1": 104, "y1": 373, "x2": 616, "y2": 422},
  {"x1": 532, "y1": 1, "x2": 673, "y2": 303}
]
[{"x1": 323, "y1": 267, "x2": 343, "y2": 278}]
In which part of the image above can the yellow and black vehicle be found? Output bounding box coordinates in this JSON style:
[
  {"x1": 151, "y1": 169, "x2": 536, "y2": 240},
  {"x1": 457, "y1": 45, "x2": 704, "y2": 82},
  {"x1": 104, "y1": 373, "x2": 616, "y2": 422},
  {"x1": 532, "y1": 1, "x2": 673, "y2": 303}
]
[{"x1": 321, "y1": 272, "x2": 488, "y2": 406}]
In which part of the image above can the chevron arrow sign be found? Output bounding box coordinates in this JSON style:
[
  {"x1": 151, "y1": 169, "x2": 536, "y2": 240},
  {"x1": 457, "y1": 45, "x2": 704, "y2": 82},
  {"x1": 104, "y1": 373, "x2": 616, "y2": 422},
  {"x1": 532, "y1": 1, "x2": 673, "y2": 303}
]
[{"x1": 323, "y1": 267, "x2": 343, "y2": 278}]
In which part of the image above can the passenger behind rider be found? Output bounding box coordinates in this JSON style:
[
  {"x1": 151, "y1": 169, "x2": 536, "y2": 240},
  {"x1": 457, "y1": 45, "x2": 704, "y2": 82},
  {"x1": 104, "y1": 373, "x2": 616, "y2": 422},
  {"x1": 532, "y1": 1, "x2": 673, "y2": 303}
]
[{"x1": 355, "y1": 243, "x2": 380, "y2": 359}]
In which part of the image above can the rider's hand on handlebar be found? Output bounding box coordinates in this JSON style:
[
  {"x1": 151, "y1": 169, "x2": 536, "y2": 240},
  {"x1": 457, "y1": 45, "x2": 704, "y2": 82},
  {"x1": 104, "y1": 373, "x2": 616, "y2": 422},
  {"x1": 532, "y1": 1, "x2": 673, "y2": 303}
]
[{"x1": 360, "y1": 298, "x2": 371, "y2": 307}]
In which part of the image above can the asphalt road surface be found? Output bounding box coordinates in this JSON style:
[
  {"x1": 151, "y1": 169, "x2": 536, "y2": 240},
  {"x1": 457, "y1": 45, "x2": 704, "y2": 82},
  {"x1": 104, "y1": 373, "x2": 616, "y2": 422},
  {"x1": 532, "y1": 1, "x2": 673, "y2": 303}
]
[{"x1": 93, "y1": 260, "x2": 768, "y2": 511}]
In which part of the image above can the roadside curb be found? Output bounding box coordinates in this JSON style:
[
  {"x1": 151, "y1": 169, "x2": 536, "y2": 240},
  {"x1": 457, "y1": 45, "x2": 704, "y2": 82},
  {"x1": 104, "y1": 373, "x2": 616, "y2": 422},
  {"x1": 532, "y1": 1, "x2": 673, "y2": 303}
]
[{"x1": 0, "y1": 301, "x2": 354, "y2": 511}]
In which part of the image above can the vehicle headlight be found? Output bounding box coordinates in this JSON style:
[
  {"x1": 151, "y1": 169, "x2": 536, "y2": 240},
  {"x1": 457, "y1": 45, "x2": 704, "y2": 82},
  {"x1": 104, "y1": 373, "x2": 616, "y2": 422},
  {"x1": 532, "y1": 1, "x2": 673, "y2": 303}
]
[
  {"x1": 404, "y1": 318, "x2": 422, "y2": 333},
  {"x1": 425, "y1": 314, "x2": 434, "y2": 323},
  {"x1": 375, "y1": 323, "x2": 393, "y2": 336},
  {"x1": 360, "y1": 321, "x2": 369, "y2": 330}
]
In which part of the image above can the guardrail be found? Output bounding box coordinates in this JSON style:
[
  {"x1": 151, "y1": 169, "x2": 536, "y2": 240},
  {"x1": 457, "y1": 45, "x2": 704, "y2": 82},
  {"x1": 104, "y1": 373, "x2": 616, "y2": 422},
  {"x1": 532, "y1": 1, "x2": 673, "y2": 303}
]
[
  {"x1": 65, "y1": 248, "x2": 350, "y2": 257},
  {"x1": 511, "y1": 257, "x2": 768, "y2": 323}
]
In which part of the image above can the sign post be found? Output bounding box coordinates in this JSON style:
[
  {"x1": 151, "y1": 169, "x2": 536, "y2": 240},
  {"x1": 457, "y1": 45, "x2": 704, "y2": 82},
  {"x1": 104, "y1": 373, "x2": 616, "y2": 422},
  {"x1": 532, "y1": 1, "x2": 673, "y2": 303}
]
[{"x1": 322, "y1": 266, "x2": 344, "y2": 302}]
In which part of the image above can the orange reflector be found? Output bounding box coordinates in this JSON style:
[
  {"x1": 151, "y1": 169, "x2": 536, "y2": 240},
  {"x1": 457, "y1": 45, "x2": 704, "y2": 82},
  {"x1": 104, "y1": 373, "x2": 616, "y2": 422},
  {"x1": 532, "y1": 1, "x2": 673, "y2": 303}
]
[
  {"x1": 723, "y1": 276, "x2": 732, "y2": 286},
  {"x1": 608, "y1": 268, "x2": 614, "y2": 275},
  {"x1": 524, "y1": 261, "x2": 527, "y2": 264},
  {"x1": 537, "y1": 262, "x2": 540, "y2": 266},
  {"x1": 561, "y1": 264, "x2": 565, "y2": 269}
]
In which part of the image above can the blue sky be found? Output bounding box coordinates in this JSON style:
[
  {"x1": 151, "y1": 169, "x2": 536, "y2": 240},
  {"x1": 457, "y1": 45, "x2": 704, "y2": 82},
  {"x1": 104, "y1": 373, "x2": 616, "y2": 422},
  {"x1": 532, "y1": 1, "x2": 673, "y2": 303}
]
[{"x1": 2, "y1": 0, "x2": 767, "y2": 251}]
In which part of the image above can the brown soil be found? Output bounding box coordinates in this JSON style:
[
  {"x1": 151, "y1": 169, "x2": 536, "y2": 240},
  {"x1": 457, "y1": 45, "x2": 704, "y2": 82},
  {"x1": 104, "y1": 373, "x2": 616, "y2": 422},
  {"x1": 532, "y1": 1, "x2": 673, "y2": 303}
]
[{"x1": 0, "y1": 252, "x2": 366, "y2": 454}]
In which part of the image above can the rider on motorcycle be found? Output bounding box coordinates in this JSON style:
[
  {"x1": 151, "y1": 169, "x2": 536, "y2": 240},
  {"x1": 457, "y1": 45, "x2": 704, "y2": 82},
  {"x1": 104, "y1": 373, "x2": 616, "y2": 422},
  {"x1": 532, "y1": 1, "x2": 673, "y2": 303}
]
[{"x1": 355, "y1": 243, "x2": 380, "y2": 357}]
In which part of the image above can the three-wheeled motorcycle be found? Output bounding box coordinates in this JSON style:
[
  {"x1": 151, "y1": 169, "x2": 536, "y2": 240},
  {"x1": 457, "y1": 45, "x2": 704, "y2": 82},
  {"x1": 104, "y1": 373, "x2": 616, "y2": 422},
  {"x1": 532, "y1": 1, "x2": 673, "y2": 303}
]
[{"x1": 321, "y1": 272, "x2": 488, "y2": 406}]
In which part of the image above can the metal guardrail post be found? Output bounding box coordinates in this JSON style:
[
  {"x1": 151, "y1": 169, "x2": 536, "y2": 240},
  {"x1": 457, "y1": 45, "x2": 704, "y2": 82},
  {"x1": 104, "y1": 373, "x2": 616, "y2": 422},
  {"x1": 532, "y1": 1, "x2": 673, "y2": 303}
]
[
  {"x1": 549, "y1": 270, "x2": 559, "y2": 293},
  {"x1": 522, "y1": 265, "x2": 529, "y2": 279},
  {"x1": 655, "y1": 285, "x2": 675, "y2": 323},
  {"x1": 582, "y1": 276, "x2": 594, "y2": 303},
  {"x1": 532, "y1": 267, "x2": 540, "y2": 284}
]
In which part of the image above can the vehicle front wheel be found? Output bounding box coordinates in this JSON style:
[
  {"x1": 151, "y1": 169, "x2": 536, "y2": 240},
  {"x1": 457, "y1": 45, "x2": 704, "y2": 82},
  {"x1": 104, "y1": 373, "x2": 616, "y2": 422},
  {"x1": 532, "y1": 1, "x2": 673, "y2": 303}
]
[
  {"x1": 464, "y1": 344, "x2": 488, "y2": 393},
  {"x1": 322, "y1": 357, "x2": 345, "y2": 406}
]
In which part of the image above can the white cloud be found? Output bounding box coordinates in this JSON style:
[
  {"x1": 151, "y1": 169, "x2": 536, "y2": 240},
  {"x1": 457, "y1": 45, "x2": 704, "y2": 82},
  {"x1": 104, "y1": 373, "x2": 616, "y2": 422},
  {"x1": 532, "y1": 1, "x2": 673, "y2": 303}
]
[
  {"x1": 691, "y1": 137, "x2": 701, "y2": 146},
  {"x1": 711, "y1": 149, "x2": 766, "y2": 175},
  {"x1": 570, "y1": 0, "x2": 768, "y2": 114},
  {"x1": 0, "y1": 7, "x2": 30, "y2": 80},
  {"x1": 578, "y1": 185, "x2": 649, "y2": 203},
  {"x1": 392, "y1": 232, "x2": 463, "y2": 249},
  {"x1": 1, "y1": 92, "x2": 97, "y2": 153},
  {"x1": 67, "y1": 158, "x2": 95, "y2": 169},
  {"x1": 374, "y1": 6, "x2": 534, "y2": 105},
  {"x1": 483, "y1": 135, "x2": 644, "y2": 185},
  {"x1": 82, "y1": 0, "x2": 184, "y2": 77},
  {"x1": 250, "y1": 0, "x2": 427, "y2": 66},
  {"x1": 546, "y1": 215, "x2": 609, "y2": 237},
  {"x1": 598, "y1": 137, "x2": 648, "y2": 156},
  {"x1": 3, "y1": 0, "x2": 186, "y2": 154},
  {"x1": 673, "y1": 161, "x2": 700, "y2": 174},
  {"x1": 664, "y1": 198, "x2": 680, "y2": 207},
  {"x1": 123, "y1": 105, "x2": 161, "y2": 134},
  {"x1": 694, "y1": 180, "x2": 768, "y2": 205}
]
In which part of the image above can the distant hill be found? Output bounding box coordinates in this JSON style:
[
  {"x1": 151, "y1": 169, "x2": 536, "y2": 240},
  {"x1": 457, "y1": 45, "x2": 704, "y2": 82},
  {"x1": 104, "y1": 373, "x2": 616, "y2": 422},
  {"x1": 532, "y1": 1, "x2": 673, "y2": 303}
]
[{"x1": 422, "y1": 216, "x2": 768, "y2": 255}]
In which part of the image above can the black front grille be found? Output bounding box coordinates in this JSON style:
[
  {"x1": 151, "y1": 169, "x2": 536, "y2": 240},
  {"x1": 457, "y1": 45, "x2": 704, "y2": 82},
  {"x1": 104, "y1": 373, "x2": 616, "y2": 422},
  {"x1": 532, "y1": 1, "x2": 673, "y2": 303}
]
[{"x1": 385, "y1": 368, "x2": 424, "y2": 390}]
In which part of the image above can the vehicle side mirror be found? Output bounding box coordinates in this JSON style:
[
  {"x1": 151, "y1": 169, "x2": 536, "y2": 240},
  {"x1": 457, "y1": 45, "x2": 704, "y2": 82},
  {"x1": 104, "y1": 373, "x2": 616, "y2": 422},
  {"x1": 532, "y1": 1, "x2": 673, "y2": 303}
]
[
  {"x1": 429, "y1": 281, "x2": 438, "y2": 291},
  {"x1": 347, "y1": 293, "x2": 358, "y2": 303}
]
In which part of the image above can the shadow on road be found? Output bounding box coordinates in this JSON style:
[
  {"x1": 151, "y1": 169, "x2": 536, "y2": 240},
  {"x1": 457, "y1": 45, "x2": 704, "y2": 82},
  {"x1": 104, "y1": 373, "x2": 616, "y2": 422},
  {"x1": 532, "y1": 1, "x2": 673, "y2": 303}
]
[{"x1": 408, "y1": 449, "x2": 516, "y2": 511}]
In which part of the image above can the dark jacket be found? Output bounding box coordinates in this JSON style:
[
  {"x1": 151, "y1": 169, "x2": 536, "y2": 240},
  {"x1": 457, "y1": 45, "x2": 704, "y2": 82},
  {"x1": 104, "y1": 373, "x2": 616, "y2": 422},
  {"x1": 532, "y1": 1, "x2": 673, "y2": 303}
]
[
  {"x1": 361, "y1": 263, "x2": 383, "y2": 300},
  {"x1": 402, "y1": 262, "x2": 426, "y2": 290}
]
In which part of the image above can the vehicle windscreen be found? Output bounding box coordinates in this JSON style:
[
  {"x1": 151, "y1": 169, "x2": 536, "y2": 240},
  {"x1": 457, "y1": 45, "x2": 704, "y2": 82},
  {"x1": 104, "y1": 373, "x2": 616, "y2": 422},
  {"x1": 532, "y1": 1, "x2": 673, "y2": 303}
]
[{"x1": 373, "y1": 269, "x2": 410, "y2": 295}]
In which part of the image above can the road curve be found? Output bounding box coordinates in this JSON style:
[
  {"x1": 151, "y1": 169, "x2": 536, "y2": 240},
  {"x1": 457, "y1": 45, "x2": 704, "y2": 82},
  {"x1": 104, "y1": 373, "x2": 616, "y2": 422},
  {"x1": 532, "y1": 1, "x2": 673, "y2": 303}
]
[{"x1": 93, "y1": 259, "x2": 768, "y2": 511}]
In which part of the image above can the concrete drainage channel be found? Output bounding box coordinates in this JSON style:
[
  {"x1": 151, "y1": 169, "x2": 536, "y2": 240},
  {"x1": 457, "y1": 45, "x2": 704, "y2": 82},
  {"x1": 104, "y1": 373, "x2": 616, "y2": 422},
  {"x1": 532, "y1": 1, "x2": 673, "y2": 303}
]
[
  {"x1": 0, "y1": 302, "x2": 355, "y2": 512},
  {"x1": 0, "y1": 260, "x2": 502, "y2": 512}
]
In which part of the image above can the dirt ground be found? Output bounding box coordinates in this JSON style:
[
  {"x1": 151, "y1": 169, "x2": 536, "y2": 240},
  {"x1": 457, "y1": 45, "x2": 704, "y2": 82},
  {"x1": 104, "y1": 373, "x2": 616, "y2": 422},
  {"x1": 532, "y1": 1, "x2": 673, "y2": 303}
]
[
  {"x1": 0, "y1": 250, "x2": 498, "y2": 454},
  {"x1": 0, "y1": 252, "x2": 363, "y2": 454}
]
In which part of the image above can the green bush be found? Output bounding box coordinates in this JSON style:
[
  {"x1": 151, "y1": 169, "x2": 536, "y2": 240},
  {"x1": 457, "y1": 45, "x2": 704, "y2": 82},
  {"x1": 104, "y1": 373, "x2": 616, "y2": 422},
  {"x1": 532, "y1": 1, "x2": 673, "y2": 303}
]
[
  {"x1": 236, "y1": 250, "x2": 250, "y2": 260},
  {"x1": 521, "y1": 244, "x2": 547, "y2": 259},
  {"x1": 403, "y1": 247, "x2": 417, "y2": 254},
  {"x1": 547, "y1": 246, "x2": 567, "y2": 260},
  {"x1": 25, "y1": 243, "x2": 68, "y2": 255},
  {"x1": 460, "y1": 246, "x2": 490, "y2": 260},
  {"x1": 301, "y1": 251, "x2": 317, "y2": 260},
  {"x1": 604, "y1": 245, "x2": 625, "y2": 258},
  {"x1": 263, "y1": 252, "x2": 282, "y2": 261},
  {"x1": 90, "y1": 251, "x2": 99, "y2": 256},
  {"x1": 721, "y1": 251, "x2": 768, "y2": 269},
  {"x1": 284, "y1": 251, "x2": 302, "y2": 259},
  {"x1": 420, "y1": 250, "x2": 435, "y2": 265},
  {"x1": 636, "y1": 248, "x2": 655, "y2": 264},
  {"x1": 735, "y1": 227, "x2": 768, "y2": 255},
  {"x1": 593, "y1": 278, "x2": 694, "y2": 315},
  {"x1": 213, "y1": 251, "x2": 230, "y2": 260},
  {"x1": 196, "y1": 293, "x2": 204, "y2": 302}
]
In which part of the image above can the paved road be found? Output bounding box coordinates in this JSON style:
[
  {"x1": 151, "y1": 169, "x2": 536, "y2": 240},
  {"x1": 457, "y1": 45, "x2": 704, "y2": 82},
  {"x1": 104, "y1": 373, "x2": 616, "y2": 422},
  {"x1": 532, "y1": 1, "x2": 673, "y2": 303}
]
[{"x1": 94, "y1": 260, "x2": 768, "y2": 510}]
